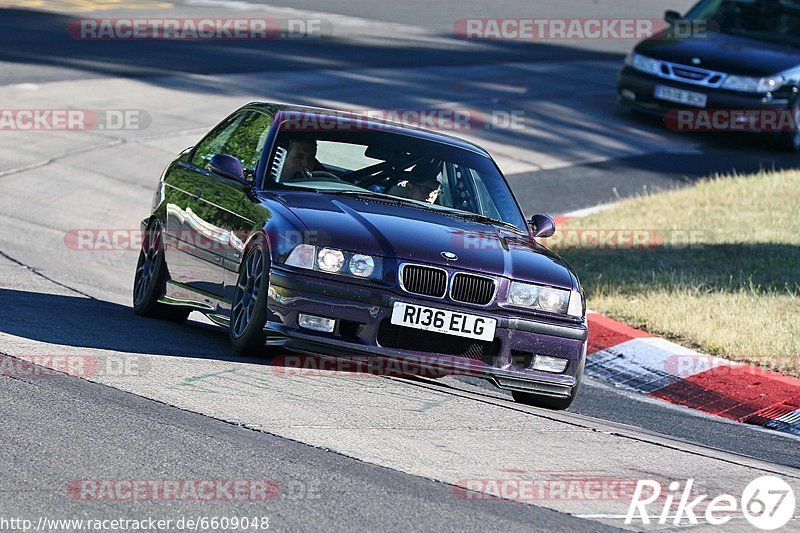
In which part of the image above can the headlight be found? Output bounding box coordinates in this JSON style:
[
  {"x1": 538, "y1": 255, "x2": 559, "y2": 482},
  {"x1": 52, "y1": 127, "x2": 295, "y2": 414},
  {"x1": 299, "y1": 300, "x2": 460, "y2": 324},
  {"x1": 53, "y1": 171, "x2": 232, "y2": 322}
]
[
  {"x1": 283, "y1": 245, "x2": 382, "y2": 280},
  {"x1": 567, "y1": 290, "x2": 584, "y2": 317},
  {"x1": 317, "y1": 248, "x2": 345, "y2": 273},
  {"x1": 626, "y1": 53, "x2": 661, "y2": 76},
  {"x1": 508, "y1": 282, "x2": 584, "y2": 317},
  {"x1": 349, "y1": 254, "x2": 375, "y2": 277},
  {"x1": 285, "y1": 244, "x2": 315, "y2": 269},
  {"x1": 722, "y1": 75, "x2": 785, "y2": 93}
]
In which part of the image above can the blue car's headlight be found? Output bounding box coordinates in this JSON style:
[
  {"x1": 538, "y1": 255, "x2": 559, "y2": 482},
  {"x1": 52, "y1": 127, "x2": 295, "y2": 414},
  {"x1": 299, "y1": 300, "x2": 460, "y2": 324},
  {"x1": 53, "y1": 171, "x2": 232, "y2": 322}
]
[
  {"x1": 284, "y1": 244, "x2": 315, "y2": 269},
  {"x1": 508, "y1": 281, "x2": 584, "y2": 317},
  {"x1": 284, "y1": 244, "x2": 382, "y2": 280},
  {"x1": 317, "y1": 248, "x2": 345, "y2": 273},
  {"x1": 349, "y1": 254, "x2": 376, "y2": 277}
]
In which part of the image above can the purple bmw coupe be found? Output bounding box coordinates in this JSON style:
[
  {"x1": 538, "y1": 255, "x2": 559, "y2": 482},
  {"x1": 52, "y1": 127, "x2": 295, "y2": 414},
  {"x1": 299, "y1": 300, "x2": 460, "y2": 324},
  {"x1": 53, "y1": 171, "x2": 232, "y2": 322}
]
[{"x1": 133, "y1": 103, "x2": 587, "y2": 409}]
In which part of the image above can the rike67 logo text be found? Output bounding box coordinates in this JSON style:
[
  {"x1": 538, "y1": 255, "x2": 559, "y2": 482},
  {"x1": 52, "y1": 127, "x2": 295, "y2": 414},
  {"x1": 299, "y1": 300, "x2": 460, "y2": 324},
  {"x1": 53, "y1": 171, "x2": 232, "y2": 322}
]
[{"x1": 626, "y1": 476, "x2": 795, "y2": 530}]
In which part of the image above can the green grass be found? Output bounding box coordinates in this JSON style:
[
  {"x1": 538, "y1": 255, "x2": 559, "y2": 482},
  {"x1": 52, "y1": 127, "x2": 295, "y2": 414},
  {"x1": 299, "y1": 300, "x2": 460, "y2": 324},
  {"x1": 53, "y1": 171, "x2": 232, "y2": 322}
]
[{"x1": 557, "y1": 170, "x2": 800, "y2": 376}]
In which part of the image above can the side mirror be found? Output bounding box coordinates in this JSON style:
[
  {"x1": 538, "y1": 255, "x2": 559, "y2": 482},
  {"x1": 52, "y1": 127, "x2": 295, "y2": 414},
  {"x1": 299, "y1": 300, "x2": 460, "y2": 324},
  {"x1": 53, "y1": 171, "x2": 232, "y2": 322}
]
[
  {"x1": 208, "y1": 154, "x2": 246, "y2": 183},
  {"x1": 664, "y1": 10, "x2": 682, "y2": 24},
  {"x1": 529, "y1": 214, "x2": 556, "y2": 238}
]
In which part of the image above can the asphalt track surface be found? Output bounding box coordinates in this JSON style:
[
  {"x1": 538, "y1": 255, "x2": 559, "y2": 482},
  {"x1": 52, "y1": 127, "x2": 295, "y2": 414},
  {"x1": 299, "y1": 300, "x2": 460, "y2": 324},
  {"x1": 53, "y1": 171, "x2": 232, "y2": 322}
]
[{"x1": 0, "y1": 0, "x2": 799, "y2": 530}]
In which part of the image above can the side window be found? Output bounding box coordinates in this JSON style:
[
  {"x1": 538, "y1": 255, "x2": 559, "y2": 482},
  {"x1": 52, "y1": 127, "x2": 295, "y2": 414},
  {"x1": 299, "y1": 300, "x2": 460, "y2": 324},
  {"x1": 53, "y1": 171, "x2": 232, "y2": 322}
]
[
  {"x1": 437, "y1": 164, "x2": 454, "y2": 207},
  {"x1": 220, "y1": 112, "x2": 273, "y2": 179},
  {"x1": 469, "y1": 168, "x2": 523, "y2": 226},
  {"x1": 191, "y1": 113, "x2": 244, "y2": 168},
  {"x1": 448, "y1": 162, "x2": 478, "y2": 213},
  {"x1": 191, "y1": 111, "x2": 273, "y2": 181},
  {"x1": 469, "y1": 169, "x2": 503, "y2": 220}
]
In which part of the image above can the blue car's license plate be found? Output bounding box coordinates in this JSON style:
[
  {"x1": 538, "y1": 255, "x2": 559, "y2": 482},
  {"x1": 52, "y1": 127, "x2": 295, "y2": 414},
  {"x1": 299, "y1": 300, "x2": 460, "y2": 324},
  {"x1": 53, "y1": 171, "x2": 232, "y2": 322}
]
[{"x1": 390, "y1": 302, "x2": 497, "y2": 341}]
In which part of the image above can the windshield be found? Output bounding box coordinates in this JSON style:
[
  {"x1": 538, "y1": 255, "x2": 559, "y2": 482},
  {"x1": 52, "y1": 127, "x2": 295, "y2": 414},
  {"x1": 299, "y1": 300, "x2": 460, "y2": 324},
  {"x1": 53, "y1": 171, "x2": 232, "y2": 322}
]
[
  {"x1": 265, "y1": 124, "x2": 528, "y2": 231},
  {"x1": 685, "y1": 0, "x2": 800, "y2": 47}
]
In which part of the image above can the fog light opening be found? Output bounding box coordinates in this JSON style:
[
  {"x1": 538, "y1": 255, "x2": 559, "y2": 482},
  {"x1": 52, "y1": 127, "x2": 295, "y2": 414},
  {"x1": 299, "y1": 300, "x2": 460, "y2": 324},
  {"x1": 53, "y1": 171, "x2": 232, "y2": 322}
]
[
  {"x1": 621, "y1": 89, "x2": 636, "y2": 101},
  {"x1": 298, "y1": 314, "x2": 335, "y2": 333},
  {"x1": 531, "y1": 355, "x2": 569, "y2": 374}
]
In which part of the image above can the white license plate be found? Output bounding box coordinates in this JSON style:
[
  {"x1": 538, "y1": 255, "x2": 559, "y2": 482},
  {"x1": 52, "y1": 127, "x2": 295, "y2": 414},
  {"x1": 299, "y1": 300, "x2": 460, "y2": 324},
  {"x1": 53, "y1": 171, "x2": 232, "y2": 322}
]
[
  {"x1": 654, "y1": 85, "x2": 708, "y2": 108},
  {"x1": 390, "y1": 302, "x2": 496, "y2": 342}
]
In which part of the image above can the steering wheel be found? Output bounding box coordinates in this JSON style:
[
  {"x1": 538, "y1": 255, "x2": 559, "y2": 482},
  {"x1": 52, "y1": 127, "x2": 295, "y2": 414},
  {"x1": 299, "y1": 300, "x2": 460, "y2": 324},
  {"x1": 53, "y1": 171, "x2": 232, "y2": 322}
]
[{"x1": 309, "y1": 171, "x2": 342, "y2": 181}]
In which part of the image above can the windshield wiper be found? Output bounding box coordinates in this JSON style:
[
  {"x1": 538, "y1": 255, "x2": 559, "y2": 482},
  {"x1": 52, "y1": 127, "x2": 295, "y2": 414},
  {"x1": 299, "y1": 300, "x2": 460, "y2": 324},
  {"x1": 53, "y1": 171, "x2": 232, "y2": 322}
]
[
  {"x1": 325, "y1": 189, "x2": 402, "y2": 202},
  {"x1": 449, "y1": 211, "x2": 523, "y2": 231},
  {"x1": 326, "y1": 190, "x2": 523, "y2": 230},
  {"x1": 325, "y1": 189, "x2": 435, "y2": 209}
]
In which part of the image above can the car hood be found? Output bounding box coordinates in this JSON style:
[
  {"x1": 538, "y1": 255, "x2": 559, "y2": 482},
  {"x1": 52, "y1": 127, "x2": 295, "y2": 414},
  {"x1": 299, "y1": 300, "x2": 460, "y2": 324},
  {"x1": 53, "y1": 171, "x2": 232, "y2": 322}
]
[
  {"x1": 271, "y1": 191, "x2": 577, "y2": 290},
  {"x1": 637, "y1": 30, "x2": 800, "y2": 76}
]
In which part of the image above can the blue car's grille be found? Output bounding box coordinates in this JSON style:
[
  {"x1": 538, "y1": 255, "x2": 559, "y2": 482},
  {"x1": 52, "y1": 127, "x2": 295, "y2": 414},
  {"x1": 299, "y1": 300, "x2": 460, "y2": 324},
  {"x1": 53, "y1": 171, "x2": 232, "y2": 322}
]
[
  {"x1": 450, "y1": 273, "x2": 495, "y2": 305},
  {"x1": 400, "y1": 264, "x2": 447, "y2": 298}
]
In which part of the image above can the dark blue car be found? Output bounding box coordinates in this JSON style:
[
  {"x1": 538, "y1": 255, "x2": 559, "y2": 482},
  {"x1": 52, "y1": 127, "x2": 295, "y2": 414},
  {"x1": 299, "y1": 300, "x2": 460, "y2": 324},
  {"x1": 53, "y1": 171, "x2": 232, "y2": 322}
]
[{"x1": 133, "y1": 103, "x2": 587, "y2": 409}]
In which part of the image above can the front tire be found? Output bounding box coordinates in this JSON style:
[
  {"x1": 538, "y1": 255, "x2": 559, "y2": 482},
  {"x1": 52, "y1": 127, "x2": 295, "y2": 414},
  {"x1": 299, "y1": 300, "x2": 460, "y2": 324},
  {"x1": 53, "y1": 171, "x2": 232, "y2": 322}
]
[
  {"x1": 133, "y1": 221, "x2": 190, "y2": 323},
  {"x1": 230, "y1": 241, "x2": 271, "y2": 355},
  {"x1": 513, "y1": 356, "x2": 584, "y2": 410}
]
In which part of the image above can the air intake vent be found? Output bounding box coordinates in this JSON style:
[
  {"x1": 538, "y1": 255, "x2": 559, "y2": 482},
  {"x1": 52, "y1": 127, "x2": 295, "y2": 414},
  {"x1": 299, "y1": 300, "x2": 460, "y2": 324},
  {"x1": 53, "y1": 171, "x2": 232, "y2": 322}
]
[
  {"x1": 400, "y1": 264, "x2": 447, "y2": 298},
  {"x1": 450, "y1": 273, "x2": 496, "y2": 305},
  {"x1": 377, "y1": 320, "x2": 499, "y2": 360}
]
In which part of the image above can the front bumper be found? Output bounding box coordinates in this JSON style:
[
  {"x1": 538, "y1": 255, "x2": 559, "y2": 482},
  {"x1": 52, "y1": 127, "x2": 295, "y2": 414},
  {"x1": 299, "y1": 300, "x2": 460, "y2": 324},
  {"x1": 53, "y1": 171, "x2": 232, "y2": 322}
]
[
  {"x1": 264, "y1": 266, "x2": 588, "y2": 398},
  {"x1": 617, "y1": 66, "x2": 791, "y2": 118}
]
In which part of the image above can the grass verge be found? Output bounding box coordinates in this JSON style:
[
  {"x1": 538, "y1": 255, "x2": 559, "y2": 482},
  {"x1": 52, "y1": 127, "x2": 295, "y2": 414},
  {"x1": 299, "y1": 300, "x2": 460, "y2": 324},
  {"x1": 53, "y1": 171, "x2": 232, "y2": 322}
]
[{"x1": 556, "y1": 169, "x2": 800, "y2": 376}]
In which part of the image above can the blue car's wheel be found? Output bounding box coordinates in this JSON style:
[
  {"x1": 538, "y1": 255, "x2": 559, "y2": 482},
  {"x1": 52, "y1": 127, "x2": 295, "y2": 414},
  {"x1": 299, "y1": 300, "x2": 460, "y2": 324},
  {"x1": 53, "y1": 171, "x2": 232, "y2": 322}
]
[
  {"x1": 513, "y1": 359, "x2": 583, "y2": 410},
  {"x1": 133, "y1": 221, "x2": 189, "y2": 323},
  {"x1": 230, "y1": 241, "x2": 271, "y2": 354}
]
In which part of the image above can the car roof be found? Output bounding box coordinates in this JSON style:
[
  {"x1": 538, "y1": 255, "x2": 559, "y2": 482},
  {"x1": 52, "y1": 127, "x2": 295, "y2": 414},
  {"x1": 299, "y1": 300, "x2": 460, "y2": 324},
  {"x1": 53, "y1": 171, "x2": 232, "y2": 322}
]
[{"x1": 242, "y1": 102, "x2": 493, "y2": 158}]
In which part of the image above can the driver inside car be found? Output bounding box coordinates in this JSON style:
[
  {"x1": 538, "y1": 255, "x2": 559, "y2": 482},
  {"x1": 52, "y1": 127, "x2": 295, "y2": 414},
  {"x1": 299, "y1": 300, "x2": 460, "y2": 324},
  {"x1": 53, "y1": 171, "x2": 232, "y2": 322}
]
[
  {"x1": 280, "y1": 139, "x2": 318, "y2": 182},
  {"x1": 387, "y1": 160, "x2": 442, "y2": 203}
]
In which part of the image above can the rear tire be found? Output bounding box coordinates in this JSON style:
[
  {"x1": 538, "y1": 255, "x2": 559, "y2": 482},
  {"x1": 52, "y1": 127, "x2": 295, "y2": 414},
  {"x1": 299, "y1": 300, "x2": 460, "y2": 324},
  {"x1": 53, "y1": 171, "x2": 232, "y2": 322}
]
[
  {"x1": 133, "y1": 221, "x2": 190, "y2": 323},
  {"x1": 229, "y1": 241, "x2": 272, "y2": 355}
]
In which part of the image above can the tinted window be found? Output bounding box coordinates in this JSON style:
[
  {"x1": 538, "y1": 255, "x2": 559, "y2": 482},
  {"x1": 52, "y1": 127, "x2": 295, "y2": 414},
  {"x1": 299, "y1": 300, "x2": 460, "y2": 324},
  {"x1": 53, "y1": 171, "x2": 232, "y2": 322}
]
[
  {"x1": 192, "y1": 114, "x2": 242, "y2": 167},
  {"x1": 267, "y1": 127, "x2": 527, "y2": 231},
  {"x1": 192, "y1": 111, "x2": 273, "y2": 181},
  {"x1": 222, "y1": 112, "x2": 273, "y2": 178},
  {"x1": 687, "y1": 0, "x2": 800, "y2": 47}
]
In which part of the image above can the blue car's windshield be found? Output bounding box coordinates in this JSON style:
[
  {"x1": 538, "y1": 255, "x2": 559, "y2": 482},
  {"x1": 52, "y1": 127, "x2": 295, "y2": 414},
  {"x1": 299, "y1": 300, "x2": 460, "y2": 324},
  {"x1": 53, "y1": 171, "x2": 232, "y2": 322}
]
[
  {"x1": 685, "y1": 0, "x2": 800, "y2": 47},
  {"x1": 265, "y1": 124, "x2": 528, "y2": 231}
]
